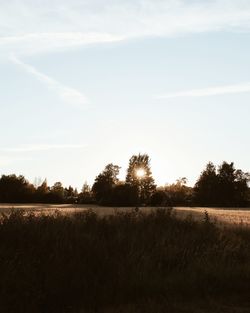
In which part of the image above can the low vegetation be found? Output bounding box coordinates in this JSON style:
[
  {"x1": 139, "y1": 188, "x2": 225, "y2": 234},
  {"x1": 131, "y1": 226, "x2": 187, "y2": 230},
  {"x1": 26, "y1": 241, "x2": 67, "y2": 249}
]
[{"x1": 1, "y1": 208, "x2": 250, "y2": 313}]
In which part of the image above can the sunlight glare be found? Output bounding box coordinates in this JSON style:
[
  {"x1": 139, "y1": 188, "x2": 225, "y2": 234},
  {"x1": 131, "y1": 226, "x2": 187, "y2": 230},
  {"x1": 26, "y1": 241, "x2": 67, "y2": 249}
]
[{"x1": 136, "y1": 168, "x2": 146, "y2": 178}]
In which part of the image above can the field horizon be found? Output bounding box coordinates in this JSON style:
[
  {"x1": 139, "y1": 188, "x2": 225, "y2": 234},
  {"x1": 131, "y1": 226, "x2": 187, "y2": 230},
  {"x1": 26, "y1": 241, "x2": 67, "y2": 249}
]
[{"x1": 1, "y1": 204, "x2": 250, "y2": 226}]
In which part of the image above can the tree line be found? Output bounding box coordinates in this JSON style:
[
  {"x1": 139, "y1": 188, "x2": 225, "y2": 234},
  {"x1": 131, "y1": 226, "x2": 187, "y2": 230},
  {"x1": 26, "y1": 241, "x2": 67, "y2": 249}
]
[{"x1": 0, "y1": 154, "x2": 249, "y2": 207}]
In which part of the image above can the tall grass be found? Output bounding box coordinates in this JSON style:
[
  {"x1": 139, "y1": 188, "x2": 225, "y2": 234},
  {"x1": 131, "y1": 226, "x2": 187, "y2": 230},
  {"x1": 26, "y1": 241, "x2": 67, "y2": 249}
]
[{"x1": 0, "y1": 208, "x2": 250, "y2": 313}]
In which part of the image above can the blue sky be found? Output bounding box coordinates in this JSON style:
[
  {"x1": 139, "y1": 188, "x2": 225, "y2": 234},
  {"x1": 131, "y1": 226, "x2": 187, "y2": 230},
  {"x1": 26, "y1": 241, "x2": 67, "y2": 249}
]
[{"x1": 1, "y1": 0, "x2": 250, "y2": 189}]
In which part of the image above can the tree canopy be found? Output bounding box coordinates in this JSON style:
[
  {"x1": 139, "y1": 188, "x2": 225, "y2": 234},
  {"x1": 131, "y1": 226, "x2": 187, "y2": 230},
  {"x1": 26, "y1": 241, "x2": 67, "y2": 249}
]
[
  {"x1": 126, "y1": 153, "x2": 156, "y2": 204},
  {"x1": 194, "y1": 161, "x2": 250, "y2": 207},
  {"x1": 92, "y1": 163, "x2": 120, "y2": 204},
  {"x1": 0, "y1": 158, "x2": 249, "y2": 207}
]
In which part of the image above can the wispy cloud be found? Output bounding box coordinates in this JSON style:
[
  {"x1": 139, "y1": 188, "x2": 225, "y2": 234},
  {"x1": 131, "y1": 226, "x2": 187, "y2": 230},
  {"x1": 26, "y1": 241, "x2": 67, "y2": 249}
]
[
  {"x1": 156, "y1": 82, "x2": 250, "y2": 99},
  {"x1": 9, "y1": 54, "x2": 88, "y2": 108},
  {"x1": 1, "y1": 1, "x2": 250, "y2": 56},
  {"x1": 0, "y1": 144, "x2": 87, "y2": 153},
  {"x1": 0, "y1": 156, "x2": 33, "y2": 167},
  {"x1": 0, "y1": 32, "x2": 124, "y2": 55}
]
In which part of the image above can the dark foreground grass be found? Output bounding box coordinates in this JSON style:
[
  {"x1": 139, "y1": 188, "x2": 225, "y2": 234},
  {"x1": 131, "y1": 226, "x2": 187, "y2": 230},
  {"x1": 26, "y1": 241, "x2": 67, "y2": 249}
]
[{"x1": 0, "y1": 208, "x2": 250, "y2": 313}]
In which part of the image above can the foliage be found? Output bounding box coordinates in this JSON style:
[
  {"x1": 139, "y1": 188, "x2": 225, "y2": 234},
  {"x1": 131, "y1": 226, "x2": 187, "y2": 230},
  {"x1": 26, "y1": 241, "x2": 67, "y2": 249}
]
[
  {"x1": 194, "y1": 162, "x2": 219, "y2": 206},
  {"x1": 0, "y1": 174, "x2": 35, "y2": 203},
  {"x1": 78, "y1": 182, "x2": 94, "y2": 204},
  {"x1": 150, "y1": 188, "x2": 167, "y2": 206},
  {"x1": 150, "y1": 178, "x2": 193, "y2": 206},
  {"x1": 64, "y1": 186, "x2": 78, "y2": 203},
  {"x1": 110, "y1": 183, "x2": 139, "y2": 206},
  {"x1": 0, "y1": 158, "x2": 249, "y2": 207},
  {"x1": 0, "y1": 175, "x2": 80, "y2": 204},
  {"x1": 92, "y1": 163, "x2": 120, "y2": 204},
  {"x1": 164, "y1": 177, "x2": 193, "y2": 205},
  {"x1": 1, "y1": 209, "x2": 250, "y2": 312},
  {"x1": 49, "y1": 182, "x2": 65, "y2": 203},
  {"x1": 126, "y1": 154, "x2": 156, "y2": 204},
  {"x1": 36, "y1": 179, "x2": 50, "y2": 202},
  {"x1": 195, "y1": 161, "x2": 250, "y2": 207}
]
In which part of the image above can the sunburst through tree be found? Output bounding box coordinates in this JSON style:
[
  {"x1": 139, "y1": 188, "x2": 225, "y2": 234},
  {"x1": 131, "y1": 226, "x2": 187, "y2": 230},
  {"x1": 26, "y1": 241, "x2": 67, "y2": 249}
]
[{"x1": 126, "y1": 154, "x2": 156, "y2": 205}]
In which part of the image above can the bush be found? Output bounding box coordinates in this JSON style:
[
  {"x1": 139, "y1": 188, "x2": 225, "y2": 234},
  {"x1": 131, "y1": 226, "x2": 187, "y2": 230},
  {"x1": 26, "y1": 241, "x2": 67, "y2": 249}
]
[{"x1": 111, "y1": 184, "x2": 139, "y2": 206}]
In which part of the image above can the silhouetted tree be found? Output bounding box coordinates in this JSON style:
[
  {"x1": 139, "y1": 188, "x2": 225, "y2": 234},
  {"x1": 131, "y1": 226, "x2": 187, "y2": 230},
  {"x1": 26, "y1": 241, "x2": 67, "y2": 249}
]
[
  {"x1": 36, "y1": 179, "x2": 50, "y2": 202},
  {"x1": 50, "y1": 182, "x2": 65, "y2": 203},
  {"x1": 111, "y1": 183, "x2": 139, "y2": 206},
  {"x1": 126, "y1": 154, "x2": 156, "y2": 205},
  {"x1": 78, "y1": 182, "x2": 94, "y2": 204},
  {"x1": 217, "y1": 162, "x2": 250, "y2": 206},
  {"x1": 194, "y1": 162, "x2": 219, "y2": 206},
  {"x1": 64, "y1": 185, "x2": 78, "y2": 203},
  {"x1": 150, "y1": 188, "x2": 167, "y2": 206},
  {"x1": 92, "y1": 164, "x2": 120, "y2": 204},
  {"x1": 195, "y1": 161, "x2": 250, "y2": 207},
  {"x1": 234, "y1": 169, "x2": 250, "y2": 206},
  {"x1": 164, "y1": 177, "x2": 193, "y2": 206},
  {"x1": 0, "y1": 174, "x2": 83, "y2": 204},
  {"x1": 0, "y1": 159, "x2": 248, "y2": 207},
  {"x1": 150, "y1": 178, "x2": 193, "y2": 206},
  {"x1": 82, "y1": 182, "x2": 93, "y2": 197},
  {"x1": 0, "y1": 174, "x2": 35, "y2": 203}
]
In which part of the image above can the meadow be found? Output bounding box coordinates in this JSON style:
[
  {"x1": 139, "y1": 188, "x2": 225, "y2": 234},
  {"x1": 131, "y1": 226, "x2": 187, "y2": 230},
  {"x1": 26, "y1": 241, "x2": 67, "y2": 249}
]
[
  {"x1": 1, "y1": 206, "x2": 250, "y2": 312},
  {"x1": 1, "y1": 204, "x2": 250, "y2": 225}
]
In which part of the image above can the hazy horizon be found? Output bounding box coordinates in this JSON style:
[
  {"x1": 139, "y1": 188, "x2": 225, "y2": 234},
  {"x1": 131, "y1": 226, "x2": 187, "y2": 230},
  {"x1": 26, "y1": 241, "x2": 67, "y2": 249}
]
[{"x1": 1, "y1": 0, "x2": 250, "y2": 189}]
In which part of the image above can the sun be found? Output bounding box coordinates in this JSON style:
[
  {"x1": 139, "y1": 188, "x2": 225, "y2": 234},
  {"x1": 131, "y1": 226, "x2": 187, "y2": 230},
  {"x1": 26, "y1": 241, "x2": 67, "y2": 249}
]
[{"x1": 136, "y1": 168, "x2": 146, "y2": 178}]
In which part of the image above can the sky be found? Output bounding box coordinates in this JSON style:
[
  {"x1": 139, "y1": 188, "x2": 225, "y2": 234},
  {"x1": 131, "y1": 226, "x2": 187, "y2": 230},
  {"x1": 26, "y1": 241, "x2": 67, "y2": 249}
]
[{"x1": 1, "y1": 0, "x2": 250, "y2": 189}]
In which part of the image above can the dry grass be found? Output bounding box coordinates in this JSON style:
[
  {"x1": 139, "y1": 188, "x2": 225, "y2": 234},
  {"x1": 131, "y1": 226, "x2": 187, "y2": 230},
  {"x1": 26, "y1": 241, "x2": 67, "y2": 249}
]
[
  {"x1": 1, "y1": 204, "x2": 250, "y2": 226},
  {"x1": 175, "y1": 207, "x2": 250, "y2": 226},
  {"x1": 1, "y1": 208, "x2": 250, "y2": 313}
]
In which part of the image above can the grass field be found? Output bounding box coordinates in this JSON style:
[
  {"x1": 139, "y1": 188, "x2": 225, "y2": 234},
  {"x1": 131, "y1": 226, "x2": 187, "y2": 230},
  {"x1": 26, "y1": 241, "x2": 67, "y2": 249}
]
[
  {"x1": 1, "y1": 207, "x2": 250, "y2": 313},
  {"x1": 1, "y1": 203, "x2": 250, "y2": 226}
]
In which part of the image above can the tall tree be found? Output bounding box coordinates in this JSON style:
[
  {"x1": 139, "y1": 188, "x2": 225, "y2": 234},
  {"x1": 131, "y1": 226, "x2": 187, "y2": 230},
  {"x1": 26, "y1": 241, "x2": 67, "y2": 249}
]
[
  {"x1": 36, "y1": 179, "x2": 49, "y2": 202},
  {"x1": 126, "y1": 154, "x2": 156, "y2": 204},
  {"x1": 194, "y1": 162, "x2": 218, "y2": 206},
  {"x1": 195, "y1": 161, "x2": 250, "y2": 207},
  {"x1": 79, "y1": 182, "x2": 93, "y2": 204},
  {"x1": 0, "y1": 174, "x2": 35, "y2": 203},
  {"x1": 50, "y1": 182, "x2": 65, "y2": 203},
  {"x1": 92, "y1": 163, "x2": 120, "y2": 204},
  {"x1": 164, "y1": 177, "x2": 193, "y2": 206},
  {"x1": 64, "y1": 185, "x2": 77, "y2": 203},
  {"x1": 217, "y1": 162, "x2": 250, "y2": 206}
]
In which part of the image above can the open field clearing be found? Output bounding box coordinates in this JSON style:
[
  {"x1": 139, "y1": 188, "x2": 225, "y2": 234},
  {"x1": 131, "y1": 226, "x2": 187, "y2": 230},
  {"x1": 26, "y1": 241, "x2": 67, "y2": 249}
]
[{"x1": 1, "y1": 204, "x2": 250, "y2": 226}]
